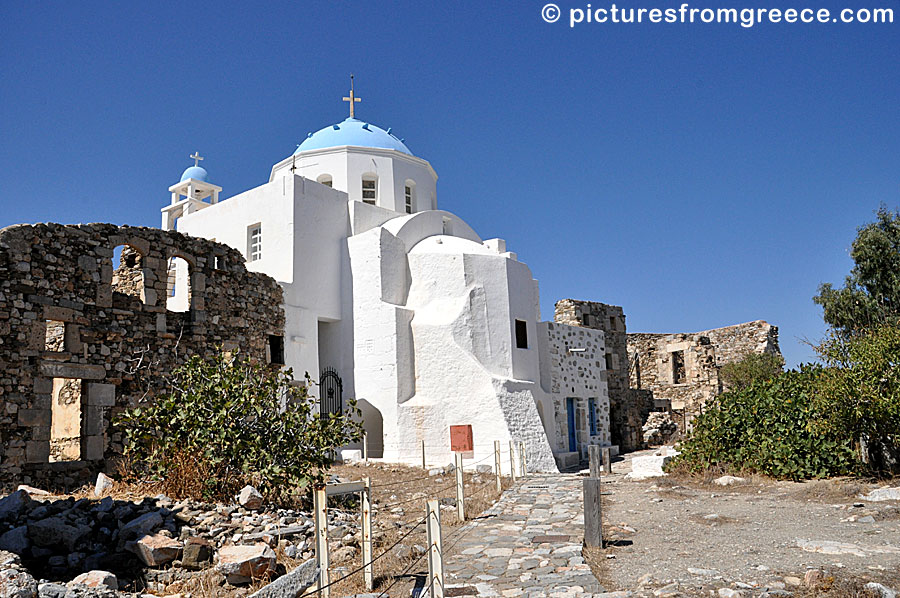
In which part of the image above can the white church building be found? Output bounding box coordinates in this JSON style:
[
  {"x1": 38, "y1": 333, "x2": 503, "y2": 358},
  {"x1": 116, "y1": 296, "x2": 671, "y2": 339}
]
[{"x1": 162, "y1": 92, "x2": 612, "y2": 472}]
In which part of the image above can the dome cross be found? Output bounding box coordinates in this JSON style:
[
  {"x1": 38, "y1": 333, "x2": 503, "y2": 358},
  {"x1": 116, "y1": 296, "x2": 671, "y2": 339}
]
[
  {"x1": 190, "y1": 151, "x2": 204, "y2": 167},
  {"x1": 342, "y1": 74, "x2": 362, "y2": 118}
]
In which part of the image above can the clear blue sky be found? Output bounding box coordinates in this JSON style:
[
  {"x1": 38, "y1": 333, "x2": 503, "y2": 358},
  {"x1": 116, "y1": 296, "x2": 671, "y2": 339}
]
[{"x1": 1, "y1": 0, "x2": 898, "y2": 367}]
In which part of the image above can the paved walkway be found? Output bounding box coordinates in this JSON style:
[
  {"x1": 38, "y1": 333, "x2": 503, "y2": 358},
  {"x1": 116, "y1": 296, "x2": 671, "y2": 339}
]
[{"x1": 443, "y1": 474, "x2": 604, "y2": 597}]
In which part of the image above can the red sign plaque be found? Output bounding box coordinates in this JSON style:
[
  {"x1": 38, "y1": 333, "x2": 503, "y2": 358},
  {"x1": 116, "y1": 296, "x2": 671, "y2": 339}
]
[{"x1": 449, "y1": 425, "x2": 473, "y2": 452}]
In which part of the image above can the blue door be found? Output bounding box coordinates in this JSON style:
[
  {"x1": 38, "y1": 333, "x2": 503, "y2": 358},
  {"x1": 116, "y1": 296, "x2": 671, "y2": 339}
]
[{"x1": 566, "y1": 398, "x2": 577, "y2": 452}]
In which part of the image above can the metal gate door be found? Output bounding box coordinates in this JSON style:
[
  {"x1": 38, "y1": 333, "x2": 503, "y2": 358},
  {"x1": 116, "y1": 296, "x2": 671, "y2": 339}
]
[{"x1": 319, "y1": 367, "x2": 343, "y2": 417}]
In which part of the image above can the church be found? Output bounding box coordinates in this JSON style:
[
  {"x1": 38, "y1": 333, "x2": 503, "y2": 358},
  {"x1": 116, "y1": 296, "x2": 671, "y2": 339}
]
[{"x1": 162, "y1": 87, "x2": 613, "y2": 472}]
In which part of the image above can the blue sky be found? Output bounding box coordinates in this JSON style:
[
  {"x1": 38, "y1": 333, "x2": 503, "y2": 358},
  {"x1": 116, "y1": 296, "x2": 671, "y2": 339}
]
[{"x1": 1, "y1": 0, "x2": 897, "y2": 367}]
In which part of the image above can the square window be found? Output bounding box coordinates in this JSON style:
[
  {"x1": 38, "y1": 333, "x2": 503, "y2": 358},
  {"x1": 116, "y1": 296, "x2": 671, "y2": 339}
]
[
  {"x1": 268, "y1": 335, "x2": 285, "y2": 366},
  {"x1": 515, "y1": 319, "x2": 528, "y2": 349}
]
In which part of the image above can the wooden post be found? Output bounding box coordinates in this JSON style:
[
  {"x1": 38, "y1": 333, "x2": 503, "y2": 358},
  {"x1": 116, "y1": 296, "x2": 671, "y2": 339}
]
[
  {"x1": 589, "y1": 445, "x2": 601, "y2": 479},
  {"x1": 583, "y1": 478, "x2": 603, "y2": 548},
  {"x1": 509, "y1": 440, "x2": 517, "y2": 483},
  {"x1": 363, "y1": 432, "x2": 368, "y2": 462},
  {"x1": 455, "y1": 452, "x2": 465, "y2": 522},
  {"x1": 313, "y1": 484, "x2": 330, "y2": 597},
  {"x1": 422, "y1": 439, "x2": 427, "y2": 470},
  {"x1": 519, "y1": 441, "x2": 527, "y2": 477},
  {"x1": 602, "y1": 447, "x2": 612, "y2": 474},
  {"x1": 361, "y1": 477, "x2": 373, "y2": 590},
  {"x1": 426, "y1": 499, "x2": 444, "y2": 598},
  {"x1": 494, "y1": 441, "x2": 502, "y2": 493}
]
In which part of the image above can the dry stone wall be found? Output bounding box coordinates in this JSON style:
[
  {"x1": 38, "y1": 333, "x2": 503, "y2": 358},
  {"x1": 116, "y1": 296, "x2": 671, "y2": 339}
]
[{"x1": 0, "y1": 223, "x2": 284, "y2": 489}]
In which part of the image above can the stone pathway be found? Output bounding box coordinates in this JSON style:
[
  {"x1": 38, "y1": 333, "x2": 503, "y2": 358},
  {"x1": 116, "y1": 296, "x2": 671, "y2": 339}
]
[{"x1": 443, "y1": 474, "x2": 603, "y2": 597}]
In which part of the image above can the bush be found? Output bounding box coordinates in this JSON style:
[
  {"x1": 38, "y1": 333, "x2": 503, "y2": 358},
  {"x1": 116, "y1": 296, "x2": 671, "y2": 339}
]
[
  {"x1": 719, "y1": 352, "x2": 785, "y2": 392},
  {"x1": 814, "y1": 323, "x2": 900, "y2": 474},
  {"x1": 670, "y1": 367, "x2": 857, "y2": 480},
  {"x1": 116, "y1": 351, "x2": 363, "y2": 503}
]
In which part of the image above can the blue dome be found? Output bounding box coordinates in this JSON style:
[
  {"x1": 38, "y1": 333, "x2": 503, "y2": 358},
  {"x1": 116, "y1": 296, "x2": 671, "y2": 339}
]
[
  {"x1": 180, "y1": 166, "x2": 209, "y2": 182},
  {"x1": 295, "y1": 118, "x2": 411, "y2": 155}
]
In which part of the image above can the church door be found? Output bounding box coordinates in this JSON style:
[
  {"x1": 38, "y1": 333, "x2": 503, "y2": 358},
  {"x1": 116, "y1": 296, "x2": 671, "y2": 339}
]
[
  {"x1": 566, "y1": 397, "x2": 577, "y2": 452},
  {"x1": 319, "y1": 367, "x2": 343, "y2": 417}
]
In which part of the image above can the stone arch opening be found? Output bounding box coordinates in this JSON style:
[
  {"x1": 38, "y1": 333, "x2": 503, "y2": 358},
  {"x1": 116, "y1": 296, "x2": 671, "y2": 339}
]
[
  {"x1": 111, "y1": 244, "x2": 146, "y2": 304},
  {"x1": 166, "y1": 255, "x2": 192, "y2": 313}
]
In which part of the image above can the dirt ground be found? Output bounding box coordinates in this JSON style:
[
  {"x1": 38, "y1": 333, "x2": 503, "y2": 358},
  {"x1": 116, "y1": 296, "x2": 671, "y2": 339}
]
[{"x1": 593, "y1": 449, "x2": 900, "y2": 596}]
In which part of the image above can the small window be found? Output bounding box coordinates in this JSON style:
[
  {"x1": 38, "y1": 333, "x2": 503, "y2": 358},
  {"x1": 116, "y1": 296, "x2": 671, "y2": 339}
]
[
  {"x1": 45, "y1": 320, "x2": 65, "y2": 352},
  {"x1": 672, "y1": 350, "x2": 686, "y2": 384},
  {"x1": 609, "y1": 316, "x2": 617, "y2": 331},
  {"x1": 405, "y1": 183, "x2": 415, "y2": 214},
  {"x1": 268, "y1": 335, "x2": 285, "y2": 366},
  {"x1": 442, "y1": 217, "x2": 453, "y2": 235},
  {"x1": 248, "y1": 224, "x2": 262, "y2": 262},
  {"x1": 605, "y1": 353, "x2": 614, "y2": 371},
  {"x1": 213, "y1": 255, "x2": 225, "y2": 270},
  {"x1": 362, "y1": 178, "x2": 376, "y2": 205},
  {"x1": 515, "y1": 319, "x2": 528, "y2": 349},
  {"x1": 588, "y1": 398, "x2": 597, "y2": 435},
  {"x1": 317, "y1": 174, "x2": 333, "y2": 188},
  {"x1": 582, "y1": 313, "x2": 592, "y2": 327}
]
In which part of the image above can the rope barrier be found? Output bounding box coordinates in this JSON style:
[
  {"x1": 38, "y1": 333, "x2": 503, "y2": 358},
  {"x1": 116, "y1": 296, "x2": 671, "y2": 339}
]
[{"x1": 312, "y1": 515, "x2": 428, "y2": 595}]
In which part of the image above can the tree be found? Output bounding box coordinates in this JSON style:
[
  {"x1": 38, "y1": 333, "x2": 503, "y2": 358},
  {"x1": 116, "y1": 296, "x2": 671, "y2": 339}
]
[
  {"x1": 719, "y1": 352, "x2": 784, "y2": 392},
  {"x1": 813, "y1": 325, "x2": 900, "y2": 474},
  {"x1": 813, "y1": 205, "x2": 900, "y2": 335},
  {"x1": 117, "y1": 351, "x2": 363, "y2": 504}
]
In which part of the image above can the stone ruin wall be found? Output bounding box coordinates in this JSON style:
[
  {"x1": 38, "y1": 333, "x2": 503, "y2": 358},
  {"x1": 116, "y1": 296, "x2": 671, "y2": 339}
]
[
  {"x1": 554, "y1": 299, "x2": 655, "y2": 453},
  {"x1": 627, "y1": 321, "x2": 781, "y2": 422},
  {"x1": 0, "y1": 222, "x2": 285, "y2": 490}
]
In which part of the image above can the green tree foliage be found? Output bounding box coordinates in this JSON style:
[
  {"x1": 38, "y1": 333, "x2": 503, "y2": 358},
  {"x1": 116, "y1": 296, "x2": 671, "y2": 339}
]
[
  {"x1": 116, "y1": 352, "x2": 363, "y2": 503},
  {"x1": 813, "y1": 206, "x2": 900, "y2": 335},
  {"x1": 719, "y1": 352, "x2": 785, "y2": 392},
  {"x1": 670, "y1": 367, "x2": 857, "y2": 480},
  {"x1": 814, "y1": 325, "x2": 900, "y2": 473}
]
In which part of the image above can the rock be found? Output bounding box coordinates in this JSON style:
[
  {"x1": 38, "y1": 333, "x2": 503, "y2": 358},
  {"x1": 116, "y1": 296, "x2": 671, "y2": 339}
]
[
  {"x1": 687, "y1": 568, "x2": 719, "y2": 576},
  {"x1": 783, "y1": 577, "x2": 802, "y2": 587},
  {"x1": 238, "y1": 486, "x2": 264, "y2": 511},
  {"x1": 0, "y1": 555, "x2": 19, "y2": 569},
  {"x1": 718, "y1": 589, "x2": 745, "y2": 598},
  {"x1": 215, "y1": 544, "x2": 277, "y2": 585},
  {"x1": 70, "y1": 571, "x2": 117, "y2": 590},
  {"x1": 131, "y1": 533, "x2": 181, "y2": 566},
  {"x1": 475, "y1": 464, "x2": 493, "y2": 474},
  {"x1": 182, "y1": 538, "x2": 214, "y2": 570},
  {"x1": 27, "y1": 518, "x2": 90, "y2": 551},
  {"x1": 0, "y1": 528, "x2": 28, "y2": 555},
  {"x1": 596, "y1": 593, "x2": 633, "y2": 598},
  {"x1": 862, "y1": 487, "x2": 900, "y2": 502},
  {"x1": 14, "y1": 487, "x2": 49, "y2": 497},
  {"x1": 713, "y1": 475, "x2": 746, "y2": 486},
  {"x1": 36, "y1": 583, "x2": 66, "y2": 598},
  {"x1": 0, "y1": 492, "x2": 32, "y2": 519},
  {"x1": 857, "y1": 515, "x2": 876, "y2": 523},
  {"x1": 865, "y1": 583, "x2": 897, "y2": 598},
  {"x1": 248, "y1": 558, "x2": 318, "y2": 598},
  {"x1": 93, "y1": 473, "x2": 114, "y2": 497},
  {"x1": 120, "y1": 512, "x2": 163, "y2": 541},
  {"x1": 642, "y1": 412, "x2": 679, "y2": 445},
  {"x1": 0, "y1": 568, "x2": 37, "y2": 598},
  {"x1": 803, "y1": 570, "x2": 822, "y2": 587},
  {"x1": 795, "y1": 539, "x2": 871, "y2": 557},
  {"x1": 626, "y1": 451, "x2": 680, "y2": 480},
  {"x1": 331, "y1": 546, "x2": 357, "y2": 562},
  {"x1": 339, "y1": 449, "x2": 362, "y2": 463},
  {"x1": 428, "y1": 468, "x2": 444, "y2": 477}
]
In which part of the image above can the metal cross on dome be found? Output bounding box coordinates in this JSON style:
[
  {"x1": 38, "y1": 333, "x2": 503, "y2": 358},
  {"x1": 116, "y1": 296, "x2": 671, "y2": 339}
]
[
  {"x1": 342, "y1": 74, "x2": 361, "y2": 118},
  {"x1": 190, "y1": 152, "x2": 204, "y2": 167}
]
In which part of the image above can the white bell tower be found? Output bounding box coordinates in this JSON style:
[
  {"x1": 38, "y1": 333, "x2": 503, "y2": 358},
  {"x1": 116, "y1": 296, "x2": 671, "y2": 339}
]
[{"x1": 162, "y1": 152, "x2": 222, "y2": 231}]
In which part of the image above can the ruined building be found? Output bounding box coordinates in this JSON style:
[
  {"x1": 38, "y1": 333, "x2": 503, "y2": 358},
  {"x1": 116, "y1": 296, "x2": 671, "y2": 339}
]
[
  {"x1": 555, "y1": 299, "x2": 781, "y2": 451},
  {"x1": 0, "y1": 223, "x2": 284, "y2": 488}
]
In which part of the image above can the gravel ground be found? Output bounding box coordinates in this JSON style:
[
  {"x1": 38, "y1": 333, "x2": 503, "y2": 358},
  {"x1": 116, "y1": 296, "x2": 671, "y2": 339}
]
[{"x1": 596, "y1": 449, "x2": 900, "y2": 594}]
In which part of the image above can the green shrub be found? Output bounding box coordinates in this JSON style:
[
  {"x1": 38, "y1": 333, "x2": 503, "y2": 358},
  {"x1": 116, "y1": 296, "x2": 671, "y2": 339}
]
[
  {"x1": 670, "y1": 367, "x2": 857, "y2": 480},
  {"x1": 814, "y1": 324, "x2": 900, "y2": 474},
  {"x1": 116, "y1": 351, "x2": 363, "y2": 503},
  {"x1": 719, "y1": 352, "x2": 784, "y2": 392}
]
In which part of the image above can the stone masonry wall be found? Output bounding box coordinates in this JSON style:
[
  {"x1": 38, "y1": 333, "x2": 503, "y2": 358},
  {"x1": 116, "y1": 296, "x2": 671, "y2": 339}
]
[
  {"x1": 627, "y1": 321, "x2": 781, "y2": 421},
  {"x1": 0, "y1": 222, "x2": 284, "y2": 489}
]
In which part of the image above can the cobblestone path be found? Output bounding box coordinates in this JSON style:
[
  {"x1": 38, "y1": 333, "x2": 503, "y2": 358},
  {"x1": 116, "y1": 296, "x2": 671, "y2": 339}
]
[{"x1": 443, "y1": 474, "x2": 604, "y2": 597}]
